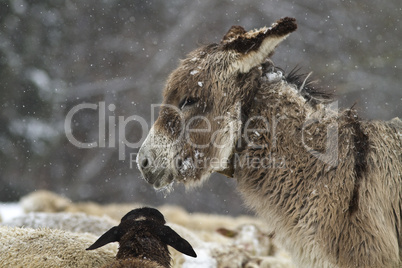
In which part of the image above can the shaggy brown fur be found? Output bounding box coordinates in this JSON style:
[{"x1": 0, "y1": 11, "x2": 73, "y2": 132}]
[{"x1": 137, "y1": 17, "x2": 402, "y2": 267}]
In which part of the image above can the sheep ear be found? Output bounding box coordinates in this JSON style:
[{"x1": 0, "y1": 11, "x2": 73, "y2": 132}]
[
  {"x1": 157, "y1": 226, "x2": 197, "y2": 258},
  {"x1": 86, "y1": 226, "x2": 119, "y2": 250},
  {"x1": 221, "y1": 17, "x2": 297, "y2": 73}
]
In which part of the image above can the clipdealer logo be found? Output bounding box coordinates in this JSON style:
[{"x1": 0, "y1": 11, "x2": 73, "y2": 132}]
[
  {"x1": 64, "y1": 102, "x2": 148, "y2": 161},
  {"x1": 64, "y1": 100, "x2": 339, "y2": 169}
]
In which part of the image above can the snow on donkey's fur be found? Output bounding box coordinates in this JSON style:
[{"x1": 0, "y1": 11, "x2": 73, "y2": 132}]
[{"x1": 137, "y1": 17, "x2": 402, "y2": 267}]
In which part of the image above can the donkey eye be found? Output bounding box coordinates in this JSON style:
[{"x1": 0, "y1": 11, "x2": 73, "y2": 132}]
[{"x1": 179, "y1": 97, "x2": 198, "y2": 110}]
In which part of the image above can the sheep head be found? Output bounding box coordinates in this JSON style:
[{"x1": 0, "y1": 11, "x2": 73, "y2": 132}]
[{"x1": 86, "y1": 207, "x2": 196, "y2": 267}]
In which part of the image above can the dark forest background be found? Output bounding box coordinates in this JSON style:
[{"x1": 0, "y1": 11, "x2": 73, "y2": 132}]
[{"x1": 1, "y1": 0, "x2": 401, "y2": 215}]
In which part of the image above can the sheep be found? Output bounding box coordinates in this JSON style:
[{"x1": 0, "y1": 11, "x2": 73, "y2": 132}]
[
  {"x1": 169, "y1": 222, "x2": 294, "y2": 268},
  {"x1": 0, "y1": 226, "x2": 117, "y2": 268},
  {"x1": 20, "y1": 190, "x2": 141, "y2": 220},
  {"x1": 0, "y1": 216, "x2": 292, "y2": 268},
  {"x1": 86, "y1": 207, "x2": 197, "y2": 268},
  {"x1": 20, "y1": 190, "x2": 72, "y2": 212},
  {"x1": 20, "y1": 190, "x2": 266, "y2": 234},
  {"x1": 158, "y1": 204, "x2": 266, "y2": 234},
  {"x1": 16, "y1": 190, "x2": 295, "y2": 267}
]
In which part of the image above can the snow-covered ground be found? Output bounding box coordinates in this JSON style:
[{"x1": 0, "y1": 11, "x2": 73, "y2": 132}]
[{"x1": 0, "y1": 203, "x2": 24, "y2": 222}]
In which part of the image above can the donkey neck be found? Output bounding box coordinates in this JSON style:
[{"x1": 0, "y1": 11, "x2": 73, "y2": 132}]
[
  {"x1": 256, "y1": 78, "x2": 319, "y2": 120},
  {"x1": 239, "y1": 78, "x2": 331, "y2": 165},
  {"x1": 221, "y1": 76, "x2": 330, "y2": 178},
  {"x1": 233, "y1": 78, "x2": 339, "y2": 233}
]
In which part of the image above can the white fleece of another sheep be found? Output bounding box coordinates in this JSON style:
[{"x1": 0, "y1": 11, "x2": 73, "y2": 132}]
[
  {"x1": 2, "y1": 211, "x2": 118, "y2": 236},
  {"x1": 0, "y1": 226, "x2": 117, "y2": 268}
]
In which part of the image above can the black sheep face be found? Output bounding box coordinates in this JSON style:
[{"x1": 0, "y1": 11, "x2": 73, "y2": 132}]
[
  {"x1": 120, "y1": 207, "x2": 166, "y2": 225},
  {"x1": 87, "y1": 207, "x2": 196, "y2": 267}
]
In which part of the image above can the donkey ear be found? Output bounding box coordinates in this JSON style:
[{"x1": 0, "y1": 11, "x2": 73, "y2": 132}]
[
  {"x1": 86, "y1": 226, "x2": 120, "y2": 250},
  {"x1": 157, "y1": 226, "x2": 197, "y2": 258},
  {"x1": 221, "y1": 17, "x2": 297, "y2": 73}
]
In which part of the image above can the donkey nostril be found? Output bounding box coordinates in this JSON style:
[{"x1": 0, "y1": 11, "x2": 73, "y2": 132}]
[
  {"x1": 141, "y1": 158, "x2": 149, "y2": 169},
  {"x1": 177, "y1": 158, "x2": 183, "y2": 168}
]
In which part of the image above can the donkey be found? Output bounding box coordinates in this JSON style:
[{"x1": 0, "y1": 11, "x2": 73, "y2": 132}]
[{"x1": 137, "y1": 17, "x2": 402, "y2": 267}]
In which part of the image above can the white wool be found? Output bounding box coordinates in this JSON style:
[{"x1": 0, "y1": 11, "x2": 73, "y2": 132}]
[
  {"x1": 182, "y1": 248, "x2": 217, "y2": 268},
  {"x1": 20, "y1": 190, "x2": 72, "y2": 213},
  {"x1": 1, "y1": 212, "x2": 117, "y2": 236},
  {"x1": 0, "y1": 226, "x2": 117, "y2": 268},
  {"x1": 234, "y1": 224, "x2": 261, "y2": 254}
]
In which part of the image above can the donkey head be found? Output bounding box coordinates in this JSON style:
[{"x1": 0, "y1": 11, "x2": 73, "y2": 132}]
[{"x1": 137, "y1": 17, "x2": 297, "y2": 189}]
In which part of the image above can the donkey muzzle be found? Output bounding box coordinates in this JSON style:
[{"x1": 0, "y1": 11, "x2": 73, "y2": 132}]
[
  {"x1": 137, "y1": 150, "x2": 157, "y2": 184},
  {"x1": 137, "y1": 148, "x2": 175, "y2": 189}
]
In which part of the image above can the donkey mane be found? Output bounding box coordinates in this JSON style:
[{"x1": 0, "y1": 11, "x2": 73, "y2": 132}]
[
  {"x1": 258, "y1": 57, "x2": 333, "y2": 106},
  {"x1": 285, "y1": 67, "x2": 333, "y2": 105}
]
